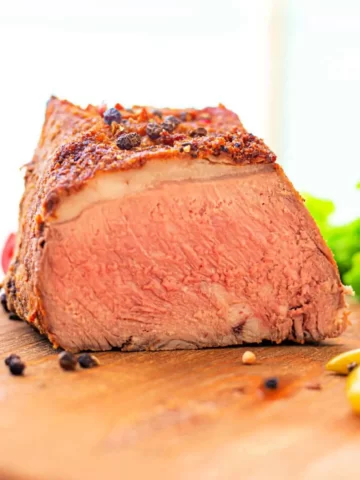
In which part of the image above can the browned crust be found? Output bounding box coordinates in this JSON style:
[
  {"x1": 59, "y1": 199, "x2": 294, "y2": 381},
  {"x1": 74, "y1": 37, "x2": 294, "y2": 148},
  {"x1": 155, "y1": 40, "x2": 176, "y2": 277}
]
[
  {"x1": 40, "y1": 99, "x2": 275, "y2": 216},
  {"x1": 4, "y1": 97, "x2": 276, "y2": 338}
]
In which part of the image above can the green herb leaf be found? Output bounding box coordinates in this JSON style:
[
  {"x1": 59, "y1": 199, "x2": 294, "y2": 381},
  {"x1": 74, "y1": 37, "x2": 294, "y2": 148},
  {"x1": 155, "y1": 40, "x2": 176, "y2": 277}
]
[{"x1": 304, "y1": 188, "x2": 360, "y2": 297}]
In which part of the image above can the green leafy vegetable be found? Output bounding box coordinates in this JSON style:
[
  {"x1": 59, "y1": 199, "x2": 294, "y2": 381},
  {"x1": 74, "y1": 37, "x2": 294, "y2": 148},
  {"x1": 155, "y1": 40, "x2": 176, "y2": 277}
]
[{"x1": 303, "y1": 189, "x2": 360, "y2": 297}]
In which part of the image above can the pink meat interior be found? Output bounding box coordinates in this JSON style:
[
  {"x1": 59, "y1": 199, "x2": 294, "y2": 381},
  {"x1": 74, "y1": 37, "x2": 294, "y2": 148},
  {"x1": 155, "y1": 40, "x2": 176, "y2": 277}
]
[{"x1": 39, "y1": 164, "x2": 344, "y2": 351}]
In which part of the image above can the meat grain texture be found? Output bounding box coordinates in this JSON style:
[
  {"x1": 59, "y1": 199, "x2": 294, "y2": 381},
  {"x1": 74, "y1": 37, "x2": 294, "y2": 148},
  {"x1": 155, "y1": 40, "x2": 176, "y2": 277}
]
[{"x1": 4, "y1": 98, "x2": 350, "y2": 352}]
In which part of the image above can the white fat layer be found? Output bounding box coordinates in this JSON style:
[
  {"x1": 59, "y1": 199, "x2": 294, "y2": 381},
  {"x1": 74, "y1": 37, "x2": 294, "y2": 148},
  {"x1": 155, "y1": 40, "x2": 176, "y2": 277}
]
[{"x1": 53, "y1": 159, "x2": 272, "y2": 223}]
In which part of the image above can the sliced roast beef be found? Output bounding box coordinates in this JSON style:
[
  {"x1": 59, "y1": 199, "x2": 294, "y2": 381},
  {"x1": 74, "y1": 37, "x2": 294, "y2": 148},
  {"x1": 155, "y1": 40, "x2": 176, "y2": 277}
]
[{"x1": 4, "y1": 98, "x2": 350, "y2": 352}]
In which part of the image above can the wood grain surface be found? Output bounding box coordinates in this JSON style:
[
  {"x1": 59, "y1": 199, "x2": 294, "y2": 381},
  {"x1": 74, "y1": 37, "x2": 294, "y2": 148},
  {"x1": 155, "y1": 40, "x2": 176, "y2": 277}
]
[{"x1": 0, "y1": 304, "x2": 360, "y2": 480}]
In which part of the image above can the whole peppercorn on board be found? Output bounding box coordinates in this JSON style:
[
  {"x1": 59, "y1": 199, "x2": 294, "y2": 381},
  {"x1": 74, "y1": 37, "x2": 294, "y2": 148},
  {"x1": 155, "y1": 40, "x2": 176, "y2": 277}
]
[{"x1": 0, "y1": 304, "x2": 359, "y2": 480}]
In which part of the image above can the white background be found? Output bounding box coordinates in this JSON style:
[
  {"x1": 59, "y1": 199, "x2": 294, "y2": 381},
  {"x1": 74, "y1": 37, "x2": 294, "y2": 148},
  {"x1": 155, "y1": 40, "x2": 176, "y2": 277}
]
[{"x1": 0, "y1": 0, "x2": 359, "y2": 250}]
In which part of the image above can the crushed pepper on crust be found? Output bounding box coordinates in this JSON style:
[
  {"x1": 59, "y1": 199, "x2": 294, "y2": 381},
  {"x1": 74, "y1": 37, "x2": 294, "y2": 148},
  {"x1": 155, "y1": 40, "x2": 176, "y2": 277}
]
[{"x1": 32, "y1": 98, "x2": 276, "y2": 218}]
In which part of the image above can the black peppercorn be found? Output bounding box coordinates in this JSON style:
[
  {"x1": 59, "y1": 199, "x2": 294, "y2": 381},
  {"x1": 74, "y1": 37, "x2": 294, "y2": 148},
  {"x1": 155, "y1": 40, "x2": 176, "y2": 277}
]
[
  {"x1": 78, "y1": 353, "x2": 100, "y2": 369},
  {"x1": 1, "y1": 292, "x2": 9, "y2": 313},
  {"x1": 59, "y1": 351, "x2": 77, "y2": 371},
  {"x1": 9, "y1": 358, "x2": 25, "y2": 376},
  {"x1": 162, "y1": 115, "x2": 181, "y2": 133},
  {"x1": 189, "y1": 127, "x2": 207, "y2": 137},
  {"x1": 5, "y1": 353, "x2": 20, "y2": 366},
  {"x1": 103, "y1": 107, "x2": 122, "y2": 125},
  {"x1": 146, "y1": 122, "x2": 163, "y2": 140},
  {"x1": 116, "y1": 132, "x2": 142, "y2": 150},
  {"x1": 152, "y1": 109, "x2": 163, "y2": 119},
  {"x1": 264, "y1": 377, "x2": 279, "y2": 390},
  {"x1": 5, "y1": 355, "x2": 25, "y2": 376}
]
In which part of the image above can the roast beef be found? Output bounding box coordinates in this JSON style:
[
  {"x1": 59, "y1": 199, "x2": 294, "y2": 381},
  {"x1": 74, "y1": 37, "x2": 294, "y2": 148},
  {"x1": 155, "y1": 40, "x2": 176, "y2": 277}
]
[{"x1": 3, "y1": 98, "x2": 350, "y2": 352}]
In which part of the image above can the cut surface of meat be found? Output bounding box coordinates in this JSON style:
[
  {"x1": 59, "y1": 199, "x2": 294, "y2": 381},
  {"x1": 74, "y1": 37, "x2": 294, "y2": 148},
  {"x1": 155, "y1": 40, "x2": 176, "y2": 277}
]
[
  {"x1": 3, "y1": 98, "x2": 350, "y2": 351},
  {"x1": 41, "y1": 163, "x2": 347, "y2": 351}
]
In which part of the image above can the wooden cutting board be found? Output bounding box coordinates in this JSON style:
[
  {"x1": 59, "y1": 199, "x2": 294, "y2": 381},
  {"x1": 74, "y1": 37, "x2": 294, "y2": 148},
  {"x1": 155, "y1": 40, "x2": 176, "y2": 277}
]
[{"x1": 0, "y1": 305, "x2": 360, "y2": 480}]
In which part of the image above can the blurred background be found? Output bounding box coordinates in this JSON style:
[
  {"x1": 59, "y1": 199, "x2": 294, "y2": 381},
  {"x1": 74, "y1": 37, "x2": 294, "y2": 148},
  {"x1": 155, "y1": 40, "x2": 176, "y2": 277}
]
[{"x1": 0, "y1": 0, "x2": 359, "y2": 292}]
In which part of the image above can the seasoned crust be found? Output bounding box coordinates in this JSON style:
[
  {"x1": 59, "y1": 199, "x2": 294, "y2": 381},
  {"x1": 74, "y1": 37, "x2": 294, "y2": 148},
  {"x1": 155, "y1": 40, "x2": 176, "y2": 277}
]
[
  {"x1": 4, "y1": 97, "x2": 276, "y2": 332},
  {"x1": 28, "y1": 98, "x2": 276, "y2": 217}
]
